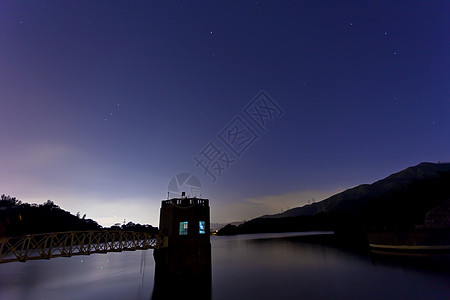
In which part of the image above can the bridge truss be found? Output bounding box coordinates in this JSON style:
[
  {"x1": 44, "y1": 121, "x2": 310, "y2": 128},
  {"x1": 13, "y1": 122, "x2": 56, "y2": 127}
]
[{"x1": 0, "y1": 231, "x2": 158, "y2": 264}]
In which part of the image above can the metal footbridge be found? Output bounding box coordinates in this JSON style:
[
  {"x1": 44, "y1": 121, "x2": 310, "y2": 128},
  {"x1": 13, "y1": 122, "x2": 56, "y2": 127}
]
[{"x1": 0, "y1": 230, "x2": 158, "y2": 264}]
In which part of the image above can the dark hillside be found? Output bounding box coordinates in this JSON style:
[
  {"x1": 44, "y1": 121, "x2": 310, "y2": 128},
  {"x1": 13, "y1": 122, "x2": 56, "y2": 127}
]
[
  {"x1": 0, "y1": 196, "x2": 101, "y2": 237},
  {"x1": 219, "y1": 163, "x2": 450, "y2": 235}
]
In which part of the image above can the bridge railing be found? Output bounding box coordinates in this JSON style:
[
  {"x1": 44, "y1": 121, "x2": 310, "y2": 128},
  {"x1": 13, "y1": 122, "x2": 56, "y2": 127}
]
[{"x1": 0, "y1": 230, "x2": 158, "y2": 264}]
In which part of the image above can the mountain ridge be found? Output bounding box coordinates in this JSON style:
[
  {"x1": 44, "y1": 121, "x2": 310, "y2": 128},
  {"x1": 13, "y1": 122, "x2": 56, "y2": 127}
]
[
  {"x1": 259, "y1": 162, "x2": 450, "y2": 219},
  {"x1": 218, "y1": 162, "x2": 450, "y2": 235}
]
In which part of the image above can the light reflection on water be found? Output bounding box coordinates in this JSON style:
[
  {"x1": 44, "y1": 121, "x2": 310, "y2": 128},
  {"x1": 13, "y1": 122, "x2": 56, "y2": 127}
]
[
  {"x1": 0, "y1": 232, "x2": 449, "y2": 300},
  {"x1": 211, "y1": 232, "x2": 450, "y2": 300},
  {"x1": 0, "y1": 250, "x2": 154, "y2": 300}
]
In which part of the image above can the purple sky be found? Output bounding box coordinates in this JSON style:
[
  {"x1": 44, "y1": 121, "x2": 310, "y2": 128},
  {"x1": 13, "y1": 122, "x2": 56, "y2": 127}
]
[{"x1": 1, "y1": 1, "x2": 449, "y2": 227}]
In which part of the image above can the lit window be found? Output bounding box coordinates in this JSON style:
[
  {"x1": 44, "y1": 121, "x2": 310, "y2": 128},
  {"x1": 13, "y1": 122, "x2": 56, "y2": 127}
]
[
  {"x1": 179, "y1": 221, "x2": 188, "y2": 235},
  {"x1": 199, "y1": 221, "x2": 206, "y2": 234}
]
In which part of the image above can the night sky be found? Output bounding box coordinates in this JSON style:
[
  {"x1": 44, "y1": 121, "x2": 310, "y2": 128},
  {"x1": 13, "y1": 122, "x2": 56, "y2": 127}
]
[{"x1": 1, "y1": 1, "x2": 449, "y2": 227}]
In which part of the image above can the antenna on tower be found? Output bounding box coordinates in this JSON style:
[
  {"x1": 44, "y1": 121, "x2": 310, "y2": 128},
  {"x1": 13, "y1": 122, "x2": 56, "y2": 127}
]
[{"x1": 167, "y1": 191, "x2": 169, "y2": 200}]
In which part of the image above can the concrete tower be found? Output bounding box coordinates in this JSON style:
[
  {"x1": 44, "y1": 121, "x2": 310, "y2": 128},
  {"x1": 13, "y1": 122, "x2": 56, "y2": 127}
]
[{"x1": 152, "y1": 195, "x2": 211, "y2": 299}]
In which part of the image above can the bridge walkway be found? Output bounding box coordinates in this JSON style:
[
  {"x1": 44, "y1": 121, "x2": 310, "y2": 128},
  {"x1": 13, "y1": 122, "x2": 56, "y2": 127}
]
[{"x1": 0, "y1": 230, "x2": 158, "y2": 264}]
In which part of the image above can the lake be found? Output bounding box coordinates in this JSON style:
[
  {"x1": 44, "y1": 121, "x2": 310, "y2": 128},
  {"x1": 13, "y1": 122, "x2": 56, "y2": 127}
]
[{"x1": 1, "y1": 232, "x2": 449, "y2": 299}]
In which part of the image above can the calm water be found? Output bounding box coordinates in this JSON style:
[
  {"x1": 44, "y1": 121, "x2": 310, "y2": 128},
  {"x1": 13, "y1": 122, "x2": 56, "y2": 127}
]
[{"x1": 1, "y1": 232, "x2": 449, "y2": 300}]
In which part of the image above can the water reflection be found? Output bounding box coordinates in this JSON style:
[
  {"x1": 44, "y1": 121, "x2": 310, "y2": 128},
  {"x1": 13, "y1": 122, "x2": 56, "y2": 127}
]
[
  {"x1": 152, "y1": 245, "x2": 211, "y2": 300},
  {"x1": 210, "y1": 233, "x2": 450, "y2": 300},
  {"x1": 0, "y1": 232, "x2": 448, "y2": 299}
]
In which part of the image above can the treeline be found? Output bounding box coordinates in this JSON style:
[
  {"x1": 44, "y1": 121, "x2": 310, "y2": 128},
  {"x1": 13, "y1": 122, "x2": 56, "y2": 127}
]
[
  {"x1": 109, "y1": 221, "x2": 158, "y2": 234},
  {"x1": 217, "y1": 212, "x2": 364, "y2": 236},
  {"x1": 0, "y1": 195, "x2": 157, "y2": 237},
  {"x1": 0, "y1": 195, "x2": 101, "y2": 237}
]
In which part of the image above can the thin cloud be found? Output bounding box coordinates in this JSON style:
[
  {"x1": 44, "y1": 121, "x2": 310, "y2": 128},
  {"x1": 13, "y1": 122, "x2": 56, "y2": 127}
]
[{"x1": 225, "y1": 189, "x2": 341, "y2": 221}]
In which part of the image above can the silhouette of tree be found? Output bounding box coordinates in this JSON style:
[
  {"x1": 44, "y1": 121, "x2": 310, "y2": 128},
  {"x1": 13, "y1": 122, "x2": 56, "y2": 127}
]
[
  {"x1": 0, "y1": 194, "x2": 21, "y2": 207},
  {"x1": 42, "y1": 199, "x2": 59, "y2": 209}
]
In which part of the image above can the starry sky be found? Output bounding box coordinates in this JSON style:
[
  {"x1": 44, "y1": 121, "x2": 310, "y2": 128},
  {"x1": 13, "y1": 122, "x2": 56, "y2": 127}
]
[{"x1": 1, "y1": 1, "x2": 449, "y2": 227}]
